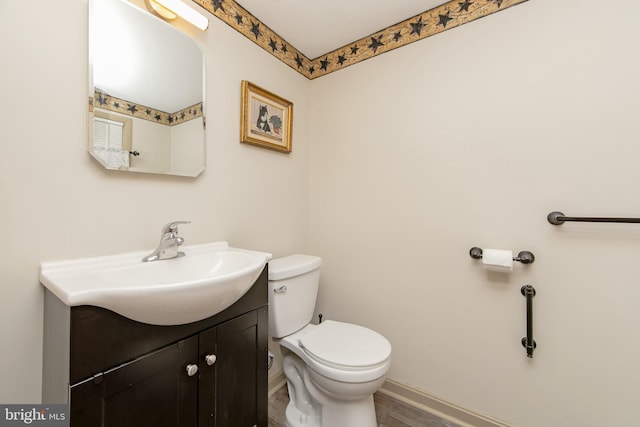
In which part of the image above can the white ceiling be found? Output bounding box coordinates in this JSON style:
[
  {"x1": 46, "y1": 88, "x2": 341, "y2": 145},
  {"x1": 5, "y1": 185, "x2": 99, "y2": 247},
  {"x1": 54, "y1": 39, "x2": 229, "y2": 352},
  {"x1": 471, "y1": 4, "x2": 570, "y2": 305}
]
[{"x1": 236, "y1": 0, "x2": 447, "y2": 59}]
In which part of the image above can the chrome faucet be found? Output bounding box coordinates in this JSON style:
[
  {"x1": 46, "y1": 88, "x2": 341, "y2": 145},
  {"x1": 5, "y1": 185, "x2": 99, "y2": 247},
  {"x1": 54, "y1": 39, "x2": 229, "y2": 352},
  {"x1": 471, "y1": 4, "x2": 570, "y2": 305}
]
[{"x1": 142, "y1": 221, "x2": 190, "y2": 262}]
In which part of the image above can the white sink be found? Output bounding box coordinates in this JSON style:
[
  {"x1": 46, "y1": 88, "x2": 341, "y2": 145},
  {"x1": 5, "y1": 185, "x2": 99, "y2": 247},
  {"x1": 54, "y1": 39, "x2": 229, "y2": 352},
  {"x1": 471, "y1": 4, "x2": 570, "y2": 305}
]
[{"x1": 40, "y1": 242, "x2": 272, "y2": 325}]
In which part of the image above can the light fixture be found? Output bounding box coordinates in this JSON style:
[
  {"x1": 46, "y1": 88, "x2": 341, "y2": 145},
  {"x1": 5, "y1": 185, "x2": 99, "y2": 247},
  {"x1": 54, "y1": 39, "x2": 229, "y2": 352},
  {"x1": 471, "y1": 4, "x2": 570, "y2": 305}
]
[{"x1": 145, "y1": 0, "x2": 209, "y2": 31}]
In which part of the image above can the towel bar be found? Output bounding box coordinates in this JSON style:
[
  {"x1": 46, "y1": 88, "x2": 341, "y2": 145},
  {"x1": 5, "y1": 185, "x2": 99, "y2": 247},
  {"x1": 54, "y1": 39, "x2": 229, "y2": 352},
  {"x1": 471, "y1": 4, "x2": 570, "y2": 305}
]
[{"x1": 548, "y1": 211, "x2": 640, "y2": 225}]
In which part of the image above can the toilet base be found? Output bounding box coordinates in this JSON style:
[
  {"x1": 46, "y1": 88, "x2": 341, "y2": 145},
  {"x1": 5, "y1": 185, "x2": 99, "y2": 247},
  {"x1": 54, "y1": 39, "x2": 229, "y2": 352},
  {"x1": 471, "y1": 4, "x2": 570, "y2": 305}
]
[
  {"x1": 284, "y1": 399, "x2": 321, "y2": 427},
  {"x1": 283, "y1": 384, "x2": 377, "y2": 427},
  {"x1": 278, "y1": 333, "x2": 386, "y2": 427}
]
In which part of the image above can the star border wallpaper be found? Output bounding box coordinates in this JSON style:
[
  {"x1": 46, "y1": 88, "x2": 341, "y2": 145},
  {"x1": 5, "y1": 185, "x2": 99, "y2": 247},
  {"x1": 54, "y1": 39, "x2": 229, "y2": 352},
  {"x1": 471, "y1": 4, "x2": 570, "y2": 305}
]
[{"x1": 192, "y1": 0, "x2": 529, "y2": 80}]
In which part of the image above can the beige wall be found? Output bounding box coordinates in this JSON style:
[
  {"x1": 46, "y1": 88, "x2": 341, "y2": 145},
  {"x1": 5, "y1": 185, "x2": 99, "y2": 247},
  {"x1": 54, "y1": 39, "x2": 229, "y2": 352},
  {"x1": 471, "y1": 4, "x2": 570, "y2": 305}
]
[
  {"x1": 4, "y1": 0, "x2": 640, "y2": 425},
  {"x1": 309, "y1": 0, "x2": 640, "y2": 426},
  {"x1": 1, "y1": 0, "x2": 309, "y2": 403},
  {"x1": 170, "y1": 119, "x2": 204, "y2": 175}
]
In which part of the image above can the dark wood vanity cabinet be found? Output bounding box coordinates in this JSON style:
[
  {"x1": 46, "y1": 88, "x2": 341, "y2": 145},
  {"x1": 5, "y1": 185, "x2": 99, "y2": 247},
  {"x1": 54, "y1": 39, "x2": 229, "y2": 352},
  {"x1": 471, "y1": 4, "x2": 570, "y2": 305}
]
[
  {"x1": 70, "y1": 335, "x2": 199, "y2": 426},
  {"x1": 43, "y1": 267, "x2": 268, "y2": 427}
]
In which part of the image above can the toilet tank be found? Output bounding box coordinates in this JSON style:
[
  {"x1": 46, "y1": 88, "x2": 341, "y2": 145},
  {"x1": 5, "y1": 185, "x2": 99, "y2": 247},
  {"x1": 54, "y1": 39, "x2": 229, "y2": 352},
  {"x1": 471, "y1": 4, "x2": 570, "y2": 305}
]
[{"x1": 268, "y1": 255, "x2": 322, "y2": 338}]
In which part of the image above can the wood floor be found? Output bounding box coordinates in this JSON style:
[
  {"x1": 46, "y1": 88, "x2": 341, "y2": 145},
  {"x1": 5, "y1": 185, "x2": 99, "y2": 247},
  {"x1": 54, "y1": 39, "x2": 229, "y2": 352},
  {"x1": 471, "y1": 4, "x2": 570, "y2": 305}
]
[{"x1": 268, "y1": 385, "x2": 462, "y2": 427}]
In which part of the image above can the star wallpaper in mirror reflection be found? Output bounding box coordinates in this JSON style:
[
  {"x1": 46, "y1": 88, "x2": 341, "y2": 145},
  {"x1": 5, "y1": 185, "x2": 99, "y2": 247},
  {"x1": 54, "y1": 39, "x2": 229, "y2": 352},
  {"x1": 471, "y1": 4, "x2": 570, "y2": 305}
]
[{"x1": 92, "y1": 89, "x2": 203, "y2": 127}]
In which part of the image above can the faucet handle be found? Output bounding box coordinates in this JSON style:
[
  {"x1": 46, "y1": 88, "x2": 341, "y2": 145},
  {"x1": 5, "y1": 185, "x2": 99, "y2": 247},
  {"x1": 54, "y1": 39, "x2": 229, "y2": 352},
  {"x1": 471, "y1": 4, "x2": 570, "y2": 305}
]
[{"x1": 161, "y1": 220, "x2": 191, "y2": 234}]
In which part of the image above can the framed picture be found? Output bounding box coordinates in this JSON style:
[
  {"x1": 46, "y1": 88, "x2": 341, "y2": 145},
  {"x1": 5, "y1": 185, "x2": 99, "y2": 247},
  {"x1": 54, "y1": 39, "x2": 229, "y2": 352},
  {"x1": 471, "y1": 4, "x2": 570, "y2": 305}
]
[{"x1": 240, "y1": 81, "x2": 293, "y2": 153}]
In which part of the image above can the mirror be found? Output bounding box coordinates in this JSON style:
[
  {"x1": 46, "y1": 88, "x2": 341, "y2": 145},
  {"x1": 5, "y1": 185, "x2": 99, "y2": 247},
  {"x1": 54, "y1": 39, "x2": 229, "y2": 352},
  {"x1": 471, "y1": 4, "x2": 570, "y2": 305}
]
[{"x1": 89, "y1": 0, "x2": 205, "y2": 177}]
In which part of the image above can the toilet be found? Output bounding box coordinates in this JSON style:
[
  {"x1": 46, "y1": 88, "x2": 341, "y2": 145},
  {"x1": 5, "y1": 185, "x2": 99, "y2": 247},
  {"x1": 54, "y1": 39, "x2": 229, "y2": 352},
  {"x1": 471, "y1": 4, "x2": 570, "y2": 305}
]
[{"x1": 268, "y1": 255, "x2": 391, "y2": 427}]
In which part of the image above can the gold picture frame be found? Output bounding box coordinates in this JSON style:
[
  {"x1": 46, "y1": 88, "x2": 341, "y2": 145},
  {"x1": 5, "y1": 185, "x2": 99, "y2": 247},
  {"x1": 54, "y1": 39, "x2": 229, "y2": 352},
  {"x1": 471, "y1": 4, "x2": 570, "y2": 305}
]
[{"x1": 240, "y1": 81, "x2": 293, "y2": 153}]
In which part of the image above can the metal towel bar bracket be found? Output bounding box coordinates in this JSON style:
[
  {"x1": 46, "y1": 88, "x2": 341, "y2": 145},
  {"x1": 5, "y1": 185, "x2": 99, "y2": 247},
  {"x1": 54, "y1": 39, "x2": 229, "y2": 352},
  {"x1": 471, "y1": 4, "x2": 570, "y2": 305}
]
[{"x1": 548, "y1": 211, "x2": 640, "y2": 225}]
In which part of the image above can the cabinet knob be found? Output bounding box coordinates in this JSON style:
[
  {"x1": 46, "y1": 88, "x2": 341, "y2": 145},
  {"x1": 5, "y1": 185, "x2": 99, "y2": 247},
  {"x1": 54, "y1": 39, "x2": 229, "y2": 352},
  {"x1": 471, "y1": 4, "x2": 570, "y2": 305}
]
[
  {"x1": 186, "y1": 364, "x2": 199, "y2": 376},
  {"x1": 205, "y1": 354, "x2": 217, "y2": 366}
]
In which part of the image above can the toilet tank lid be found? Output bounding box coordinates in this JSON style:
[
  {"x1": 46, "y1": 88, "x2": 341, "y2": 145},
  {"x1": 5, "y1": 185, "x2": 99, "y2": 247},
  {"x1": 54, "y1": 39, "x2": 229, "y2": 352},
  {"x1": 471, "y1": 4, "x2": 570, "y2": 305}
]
[{"x1": 268, "y1": 254, "x2": 322, "y2": 280}]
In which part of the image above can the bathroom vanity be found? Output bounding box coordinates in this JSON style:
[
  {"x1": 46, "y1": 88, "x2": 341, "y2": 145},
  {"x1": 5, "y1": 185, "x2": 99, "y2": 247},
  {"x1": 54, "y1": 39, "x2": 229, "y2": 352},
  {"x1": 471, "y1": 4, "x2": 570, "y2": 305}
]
[{"x1": 42, "y1": 266, "x2": 269, "y2": 427}]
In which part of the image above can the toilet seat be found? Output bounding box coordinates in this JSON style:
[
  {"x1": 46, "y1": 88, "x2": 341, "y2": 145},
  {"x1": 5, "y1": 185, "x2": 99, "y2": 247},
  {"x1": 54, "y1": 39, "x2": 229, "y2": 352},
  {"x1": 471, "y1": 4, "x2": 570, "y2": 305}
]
[
  {"x1": 279, "y1": 320, "x2": 391, "y2": 383},
  {"x1": 299, "y1": 321, "x2": 391, "y2": 371}
]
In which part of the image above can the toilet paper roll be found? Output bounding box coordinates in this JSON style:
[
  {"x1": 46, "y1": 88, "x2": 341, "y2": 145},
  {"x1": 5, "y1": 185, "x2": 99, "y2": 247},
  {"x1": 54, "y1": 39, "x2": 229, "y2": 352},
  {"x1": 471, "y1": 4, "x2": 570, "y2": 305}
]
[{"x1": 482, "y1": 249, "x2": 513, "y2": 272}]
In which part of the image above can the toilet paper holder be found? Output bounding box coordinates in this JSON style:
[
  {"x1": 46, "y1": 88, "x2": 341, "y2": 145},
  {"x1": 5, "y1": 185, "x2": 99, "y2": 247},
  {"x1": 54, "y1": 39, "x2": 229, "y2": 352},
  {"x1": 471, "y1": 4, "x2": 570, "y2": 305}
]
[{"x1": 469, "y1": 247, "x2": 535, "y2": 264}]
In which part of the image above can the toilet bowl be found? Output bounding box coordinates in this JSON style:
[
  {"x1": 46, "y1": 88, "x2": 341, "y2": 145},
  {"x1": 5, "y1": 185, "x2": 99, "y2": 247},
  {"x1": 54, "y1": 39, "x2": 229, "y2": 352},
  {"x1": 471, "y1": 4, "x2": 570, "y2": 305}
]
[{"x1": 269, "y1": 255, "x2": 391, "y2": 427}]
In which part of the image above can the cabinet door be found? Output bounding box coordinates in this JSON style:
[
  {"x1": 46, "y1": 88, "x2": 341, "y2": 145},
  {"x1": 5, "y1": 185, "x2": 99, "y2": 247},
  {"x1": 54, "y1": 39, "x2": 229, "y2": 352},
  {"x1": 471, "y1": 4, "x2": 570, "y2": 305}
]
[
  {"x1": 199, "y1": 308, "x2": 268, "y2": 427},
  {"x1": 70, "y1": 337, "x2": 199, "y2": 427}
]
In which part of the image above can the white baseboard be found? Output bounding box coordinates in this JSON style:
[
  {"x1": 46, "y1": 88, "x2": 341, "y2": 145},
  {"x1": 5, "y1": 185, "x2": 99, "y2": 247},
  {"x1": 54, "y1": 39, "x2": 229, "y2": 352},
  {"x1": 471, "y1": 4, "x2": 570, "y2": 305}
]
[
  {"x1": 379, "y1": 379, "x2": 512, "y2": 427},
  {"x1": 267, "y1": 373, "x2": 512, "y2": 427}
]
